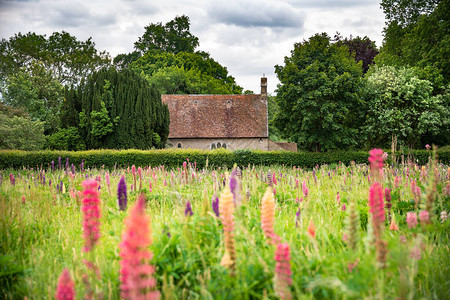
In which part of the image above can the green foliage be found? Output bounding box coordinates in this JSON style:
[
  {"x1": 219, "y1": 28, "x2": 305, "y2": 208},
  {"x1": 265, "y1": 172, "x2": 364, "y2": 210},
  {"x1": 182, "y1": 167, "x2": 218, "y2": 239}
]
[
  {"x1": 0, "y1": 148, "x2": 448, "y2": 170},
  {"x1": 333, "y1": 34, "x2": 379, "y2": 73},
  {"x1": 0, "y1": 31, "x2": 111, "y2": 85},
  {"x1": 378, "y1": 0, "x2": 449, "y2": 83},
  {"x1": 45, "y1": 127, "x2": 86, "y2": 151},
  {"x1": 131, "y1": 50, "x2": 242, "y2": 94},
  {"x1": 64, "y1": 67, "x2": 169, "y2": 150},
  {"x1": 0, "y1": 112, "x2": 45, "y2": 150},
  {"x1": 134, "y1": 15, "x2": 199, "y2": 54},
  {"x1": 363, "y1": 65, "x2": 450, "y2": 148},
  {"x1": 2, "y1": 61, "x2": 64, "y2": 135},
  {"x1": 274, "y1": 33, "x2": 364, "y2": 151}
]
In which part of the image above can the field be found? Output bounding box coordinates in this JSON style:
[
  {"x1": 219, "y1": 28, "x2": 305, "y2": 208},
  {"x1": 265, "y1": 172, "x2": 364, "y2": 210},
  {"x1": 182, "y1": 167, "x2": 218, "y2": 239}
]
[{"x1": 1, "y1": 152, "x2": 449, "y2": 299}]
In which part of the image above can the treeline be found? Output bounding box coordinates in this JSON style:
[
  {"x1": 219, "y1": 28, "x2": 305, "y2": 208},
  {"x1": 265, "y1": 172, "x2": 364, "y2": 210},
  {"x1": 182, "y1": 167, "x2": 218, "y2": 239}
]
[
  {"x1": 271, "y1": 0, "x2": 449, "y2": 152},
  {"x1": 0, "y1": 16, "x2": 242, "y2": 151}
]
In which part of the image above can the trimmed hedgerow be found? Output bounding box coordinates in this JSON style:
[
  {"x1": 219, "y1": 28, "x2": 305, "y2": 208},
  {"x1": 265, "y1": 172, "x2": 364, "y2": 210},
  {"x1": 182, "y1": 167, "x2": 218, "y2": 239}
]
[{"x1": 0, "y1": 149, "x2": 448, "y2": 170}]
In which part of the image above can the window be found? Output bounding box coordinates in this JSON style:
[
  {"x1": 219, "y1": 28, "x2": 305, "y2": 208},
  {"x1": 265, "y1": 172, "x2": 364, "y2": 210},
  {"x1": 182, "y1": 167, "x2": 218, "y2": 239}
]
[
  {"x1": 217, "y1": 142, "x2": 221, "y2": 148},
  {"x1": 222, "y1": 143, "x2": 226, "y2": 149},
  {"x1": 177, "y1": 143, "x2": 182, "y2": 148},
  {"x1": 211, "y1": 143, "x2": 216, "y2": 150}
]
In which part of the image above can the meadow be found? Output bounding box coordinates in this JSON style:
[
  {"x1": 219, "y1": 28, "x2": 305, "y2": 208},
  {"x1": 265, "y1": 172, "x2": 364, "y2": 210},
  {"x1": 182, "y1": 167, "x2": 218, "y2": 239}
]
[{"x1": 1, "y1": 151, "x2": 449, "y2": 299}]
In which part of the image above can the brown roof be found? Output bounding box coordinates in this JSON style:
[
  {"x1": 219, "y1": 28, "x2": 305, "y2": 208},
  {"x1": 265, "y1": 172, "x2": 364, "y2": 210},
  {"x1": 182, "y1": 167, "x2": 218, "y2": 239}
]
[{"x1": 161, "y1": 94, "x2": 268, "y2": 139}]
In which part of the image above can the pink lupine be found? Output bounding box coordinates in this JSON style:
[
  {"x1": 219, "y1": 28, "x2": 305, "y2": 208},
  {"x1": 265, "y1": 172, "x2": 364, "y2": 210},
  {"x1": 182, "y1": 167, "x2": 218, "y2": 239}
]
[
  {"x1": 302, "y1": 180, "x2": 308, "y2": 197},
  {"x1": 55, "y1": 268, "x2": 75, "y2": 300},
  {"x1": 406, "y1": 212, "x2": 418, "y2": 229},
  {"x1": 274, "y1": 243, "x2": 293, "y2": 300},
  {"x1": 394, "y1": 176, "x2": 401, "y2": 188},
  {"x1": 369, "y1": 148, "x2": 384, "y2": 178},
  {"x1": 419, "y1": 210, "x2": 430, "y2": 224},
  {"x1": 368, "y1": 182, "x2": 385, "y2": 226},
  {"x1": 119, "y1": 194, "x2": 160, "y2": 300},
  {"x1": 81, "y1": 179, "x2": 101, "y2": 252}
]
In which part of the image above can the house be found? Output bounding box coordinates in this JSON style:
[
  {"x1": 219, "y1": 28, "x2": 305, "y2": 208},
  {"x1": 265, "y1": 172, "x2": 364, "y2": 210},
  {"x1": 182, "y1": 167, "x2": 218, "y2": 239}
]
[{"x1": 161, "y1": 78, "x2": 297, "y2": 151}]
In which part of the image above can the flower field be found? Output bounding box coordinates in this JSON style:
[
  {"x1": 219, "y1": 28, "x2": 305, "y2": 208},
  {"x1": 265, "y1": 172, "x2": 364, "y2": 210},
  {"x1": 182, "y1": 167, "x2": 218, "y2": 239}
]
[{"x1": 1, "y1": 151, "x2": 449, "y2": 299}]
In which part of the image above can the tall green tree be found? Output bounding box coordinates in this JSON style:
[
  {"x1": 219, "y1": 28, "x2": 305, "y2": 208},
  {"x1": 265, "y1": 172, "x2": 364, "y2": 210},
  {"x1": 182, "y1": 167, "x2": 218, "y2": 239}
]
[
  {"x1": 333, "y1": 34, "x2": 379, "y2": 73},
  {"x1": 0, "y1": 31, "x2": 111, "y2": 85},
  {"x1": 363, "y1": 65, "x2": 449, "y2": 149},
  {"x1": 65, "y1": 68, "x2": 169, "y2": 149},
  {"x1": 0, "y1": 112, "x2": 45, "y2": 150},
  {"x1": 134, "y1": 15, "x2": 199, "y2": 54},
  {"x1": 274, "y1": 33, "x2": 364, "y2": 152},
  {"x1": 378, "y1": 0, "x2": 449, "y2": 82}
]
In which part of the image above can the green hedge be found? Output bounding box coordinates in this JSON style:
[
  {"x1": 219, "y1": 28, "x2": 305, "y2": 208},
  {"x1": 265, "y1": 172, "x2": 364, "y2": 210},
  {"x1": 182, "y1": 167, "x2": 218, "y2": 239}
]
[{"x1": 0, "y1": 149, "x2": 448, "y2": 170}]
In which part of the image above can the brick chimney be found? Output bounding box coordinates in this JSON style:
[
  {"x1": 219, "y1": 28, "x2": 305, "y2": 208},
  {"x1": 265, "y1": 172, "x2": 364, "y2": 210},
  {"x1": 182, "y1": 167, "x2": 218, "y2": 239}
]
[{"x1": 261, "y1": 76, "x2": 267, "y2": 99}]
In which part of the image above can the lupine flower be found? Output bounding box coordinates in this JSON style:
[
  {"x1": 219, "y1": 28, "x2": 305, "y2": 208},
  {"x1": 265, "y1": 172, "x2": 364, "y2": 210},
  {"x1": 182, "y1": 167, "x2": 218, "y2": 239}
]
[
  {"x1": 81, "y1": 179, "x2": 101, "y2": 252},
  {"x1": 65, "y1": 158, "x2": 69, "y2": 171},
  {"x1": 184, "y1": 201, "x2": 193, "y2": 216},
  {"x1": 9, "y1": 173, "x2": 15, "y2": 186},
  {"x1": 230, "y1": 168, "x2": 241, "y2": 205},
  {"x1": 149, "y1": 181, "x2": 153, "y2": 192},
  {"x1": 336, "y1": 192, "x2": 340, "y2": 205},
  {"x1": 425, "y1": 144, "x2": 431, "y2": 150},
  {"x1": 406, "y1": 212, "x2": 418, "y2": 229},
  {"x1": 369, "y1": 148, "x2": 384, "y2": 171},
  {"x1": 219, "y1": 187, "x2": 236, "y2": 275},
  {"x1": 22, "y1": 195, "x2": 25, "y2": 204},
  {"x1": 272, "y1": 172, "x2": 277, "y2": 185},
  {"x1": 347, "y1": 258, "x2": 359, "y2": 273},
  {"x1": 55, "y1": 268, "x2": 75, "y2": 300},
  {"x1": 58, "y1": 156, "x2": 62, "y2": 170},
  {"x1": 71, "y1": 163, "x2": 75, "y2": 174},
  {"x1": 274, "y1": 243, "x2": 293, "y2": 300},
  {"x1": 394, "y1": 176, "x2": 401, "y2": 188},
  {"x1": 306, "y1": 218, "x2": 316, "y2": 239},
  {"x1": 440, "y1": 211, "x2": 448, "y2": 223},
  {"x1": 131, "y1": 165, "x2": 137, "y2": 191},
  {"x1": 295, "y1": 208, "x2": 301, "y2": 227},
  {"x1": 261, "y1": 187, "x2": 281, "y2": 244},
  {"x1": 341, "y1": 204, "x2": 346, "y2": 211},
  {"x1": 117, "y1": 176, "x2": 128, "y2": 211},
  {"x1": 302, "y1": 180, "x2": 308, "y2": 197},
  {"x1": 105, "y1": 172, "x2": 111, "y2": 195},
  {"x1": 385, "y1": 188, "x2": 392, "y2": 222},
  {"x1": 119, "y1": 194, "x2": 160, "y2": 300},
  {"x1": 368, "y1": 182, "x2": 385, "y2": 226},
  {"x1": 419, "y1": 210, "x2": 429, "y2": 224},
  {"x1": 389, "y1": 216, "x2": 399, "y2": 231},
  {"x1": 51, "y1": 161, "x2": 55, "y2": 172},
  {"x1": 212, "y1": 194, "x2": 220, "y2": 217}
]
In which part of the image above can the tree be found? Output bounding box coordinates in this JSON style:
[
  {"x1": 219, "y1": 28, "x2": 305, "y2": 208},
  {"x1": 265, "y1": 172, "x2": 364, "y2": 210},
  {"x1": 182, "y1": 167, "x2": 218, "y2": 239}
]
[
  {"x1": 131, "y1": 50, "x2": 243, "y2": 94},
  {"x1": 333, "y1": 34, "x2": 379, "y2": 73},
  {"x1": 363, "y1": 65, "x2": 449, "y2": 149},
  {"x1": 274, "y1": 33, "x2": 364, "y2": 152},
  {"x1": 378, "y1": 0, "x2": 449, "y2": 83},
  {"x1": 0, "y1": 112, "x2": 45, "y2": 150},
  {"x1": 65, "y1": 67, "x2": 169, "y2": 149},
  {"x1": 134, "y1": 15, "x2": 199, "y2": 54},
  {"x1": 2, "y1": 61, "x2": 64, "y2": 135},
  {"x1": 0, "y1": 31, "x2": 111, "y2": 85}
]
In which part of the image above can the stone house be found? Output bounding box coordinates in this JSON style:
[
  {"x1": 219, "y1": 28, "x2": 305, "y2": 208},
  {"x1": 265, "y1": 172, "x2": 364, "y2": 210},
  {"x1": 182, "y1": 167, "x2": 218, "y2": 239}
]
[{"x1": 161, "y1": 78, "x2": 296, "y2": 151}]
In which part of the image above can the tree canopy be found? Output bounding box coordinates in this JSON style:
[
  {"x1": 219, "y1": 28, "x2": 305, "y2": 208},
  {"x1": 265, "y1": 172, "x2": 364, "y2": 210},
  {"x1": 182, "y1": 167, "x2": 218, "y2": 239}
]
[
  {"x1": 333, "y1": 34, "x2": 379, "y2": 73},
  {"x1": 274, "y1": 33, "x2": 364, "y2": 152},
  {"x1": 134, "y1": 15, "x2": 200, "y2": 54}
]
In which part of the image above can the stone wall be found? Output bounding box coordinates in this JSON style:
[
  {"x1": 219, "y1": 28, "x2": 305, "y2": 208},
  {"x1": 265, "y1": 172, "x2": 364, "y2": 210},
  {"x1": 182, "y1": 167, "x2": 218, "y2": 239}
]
[
  {"x1": 268, "y1": 140, "x2": 298, "y2": 152},
  {"x1": 169, "y1": 138, "x2": 269, "y2": 151}
]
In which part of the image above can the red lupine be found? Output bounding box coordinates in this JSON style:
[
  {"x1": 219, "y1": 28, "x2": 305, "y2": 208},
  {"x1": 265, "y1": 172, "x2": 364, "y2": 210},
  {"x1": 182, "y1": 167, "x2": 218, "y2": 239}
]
[
  {"x1": 55, "y1": 268, "x2": 75, "y2": 300},
  {"x1": 119, "y1": 193, "x2": 160, "y2": 300},
  {"x1": 82, "y1": 179, "x2": 101, "y2": 252},
  {"x1": 274, "y1": 243, "x2": 293, "y2": 300}
]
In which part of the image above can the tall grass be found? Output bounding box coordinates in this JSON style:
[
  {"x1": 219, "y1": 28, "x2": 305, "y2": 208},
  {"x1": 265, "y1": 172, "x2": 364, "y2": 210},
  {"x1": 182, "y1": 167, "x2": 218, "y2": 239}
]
[{"x1": 1, "y1": 156, "x2": 449, "y2": 299}]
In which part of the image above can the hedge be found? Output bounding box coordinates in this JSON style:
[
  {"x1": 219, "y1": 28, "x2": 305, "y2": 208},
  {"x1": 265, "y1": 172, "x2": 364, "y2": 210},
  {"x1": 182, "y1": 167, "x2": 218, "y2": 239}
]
[{"x1": 0, "y1": 149, "x2": 448, "y2": 170}]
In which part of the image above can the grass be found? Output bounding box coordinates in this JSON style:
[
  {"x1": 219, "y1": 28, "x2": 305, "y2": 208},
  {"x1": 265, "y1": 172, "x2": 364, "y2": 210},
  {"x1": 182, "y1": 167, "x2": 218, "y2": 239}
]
[{"x1": 0, "y1": 157, "x2": 449, "y2": 299}]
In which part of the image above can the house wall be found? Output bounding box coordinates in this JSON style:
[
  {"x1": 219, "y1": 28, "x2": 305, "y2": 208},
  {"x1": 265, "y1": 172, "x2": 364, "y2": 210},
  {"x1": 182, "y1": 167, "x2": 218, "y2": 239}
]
[
  {"x1": 268, "y1": 140, "x2": 298, "y2": 152},
  {"x1": 169, "y1": 138, "x2": 269, "y2": 151}
]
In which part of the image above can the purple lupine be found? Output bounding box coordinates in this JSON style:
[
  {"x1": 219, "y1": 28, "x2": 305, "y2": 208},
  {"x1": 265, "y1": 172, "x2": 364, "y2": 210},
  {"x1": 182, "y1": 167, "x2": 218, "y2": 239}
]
[
  {"x1": 212, "y1": 194, "x2": 220, "y2": 217},
  {"x1": 49, "y1": 179, "x2": 51, "y2": 187},
  {"x1": 51, "y1": 161, "x2": 55, "y2": 172},
  {"x1": 295, "y1": 208, "x2": 301, "y2": 227},
  {"x1": 117, "y1": 175, "x2": 128, "y2": 211},
  {"x1": 71, "y1": 163, "x2": 75, "y2": 174},
  {"x1": 229, "y1": 168, "x2": 241, "y2": 205},
  {"x1": 58, "y1": 156, "x2": 62, "y2": 170},
  {"x1": 184, "y1": 201, "x2": 193, "y2": 216},
  {"x1": 65, "y1": 158, "x2": 69, "y2": 171}
]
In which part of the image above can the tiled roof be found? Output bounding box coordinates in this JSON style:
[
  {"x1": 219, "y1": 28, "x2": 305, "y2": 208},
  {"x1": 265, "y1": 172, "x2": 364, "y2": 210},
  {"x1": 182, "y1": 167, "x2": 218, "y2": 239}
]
[{"x1": 161, "y1": 94, "x2": 268, "y2": 139}]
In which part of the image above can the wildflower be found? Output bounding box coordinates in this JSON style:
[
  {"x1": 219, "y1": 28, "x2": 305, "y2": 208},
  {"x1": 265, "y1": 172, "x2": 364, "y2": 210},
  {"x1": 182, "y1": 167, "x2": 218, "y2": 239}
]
[
  {"x1": 347, "y1": 258, "x2": 359, "y2": 273},
  {"x1": 149, "y1": 181, "x2": 152, "y2": 192},
  {"x1": 307, "y1": 219, "x2": 316, "y2": 239},
  {"x1": 22, "y1": 195, "x2": 25, "y2": 204},
  {"x1": 341, "y1": 204, "x2": 346, "y2": 211},
  {"x1": 389, "y1": 217, "x2": 399, "y2": 231},
  {"x1": 219, "y1": 187, "x2": 236, "y2": 275},
  {"x1": 55, "y1": 268, "x2": 75, "y2": 300},
  {"x1": 274, "y1": 243, "x2": 292, "y2": 300},
  {"x1": 117, "y1": 176, "x2": 128, "y2": 211},
  {"x1": 368, "y1": 182, "x2": 385, "y2": 226},
  {"x1": 51, "y1": 161, "x2": 55, "y2": 172},
  {"x1": 406, "y1": 212, "x2": 418, "y2": 229},
  {"x1": 261, "y1": 187, "x2": 281, "y2": 244},
  {"x1": 394, "y1": 176, "x2": 401, "y2": 188},
  {"x1": 419, "y1": 210, "x2": 429, "y2": 224},
  {"x1": 336, "y1": 192, "x2": 340, "y2": 205},
  {"x1": 9, "y1": 173, "x2": 15, "y2": 186},
  {"x1": 302, "y1": 180, "x2": 308, "y2": 197},
  {"x1": 212, "y1": 194, "x2": 220, "y2": 217},
  {"x1": 425, "y1": 144, "x2": 431, "y2": 150},
  {"x1": 184, "y1": 201, "x2": 193, "y2": 216},
  {"x1": 58, "y1": 156, "x2": 62, "y2": 169},
  {"x1": 410, "y1": 246, "x2": 421, "y2": 260},
  {"x1": 230, "y1": 168, "x2": 241, "y2": 205},
  {"x1": 295, "y1": 208, "x2": 301, "y2": 228},
  {"x1": 105, "y1": 171, "x2": 111, "y2": 195},
  {"x1": 369, "y1": 148, "x2": 384, "y2": 180},
  {"x1": 343, "y1": 202, "x2": 360, "y2": 251},
  {"x1": 82, "y1": 179, "x2": 101, "y2": 253},
  {"x1": 440, "y1": 211, "x2": 448, "y2": 223},
  {"x1": 385, "y1": 188, "x2": 392, "y2": 222},
  {"x1": 119, "y1": 193, "x2": 160, "y2": 300}
]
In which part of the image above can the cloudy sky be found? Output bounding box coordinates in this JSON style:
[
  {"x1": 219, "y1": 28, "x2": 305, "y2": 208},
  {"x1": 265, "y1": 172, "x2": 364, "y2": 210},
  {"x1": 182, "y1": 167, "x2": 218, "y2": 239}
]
[{"x1": 0, "y1": 0, "x2": 386, "y2": 94}]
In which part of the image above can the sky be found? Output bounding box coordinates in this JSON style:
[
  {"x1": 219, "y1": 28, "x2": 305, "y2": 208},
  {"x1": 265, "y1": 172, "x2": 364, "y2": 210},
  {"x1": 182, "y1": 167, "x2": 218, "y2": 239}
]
[{"x1": 0, "y1": 0, "x2": 386, "y2": 94}]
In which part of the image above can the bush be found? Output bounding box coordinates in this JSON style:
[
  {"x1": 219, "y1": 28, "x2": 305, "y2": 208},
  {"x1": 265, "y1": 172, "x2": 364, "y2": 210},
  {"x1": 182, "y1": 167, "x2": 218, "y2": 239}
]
[{"x1": 0, "y1": 149, "x2": 448, "y2": 170}]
